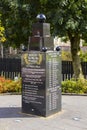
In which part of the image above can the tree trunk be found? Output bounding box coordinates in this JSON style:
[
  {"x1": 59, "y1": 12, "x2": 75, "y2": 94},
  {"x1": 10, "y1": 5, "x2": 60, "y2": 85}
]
[
  {"x1": 1, "y1": 43, "x2": 4, "y2": 58},
  {"x1": 68, "y1": 33, "x2": 84, "y2": 80}
]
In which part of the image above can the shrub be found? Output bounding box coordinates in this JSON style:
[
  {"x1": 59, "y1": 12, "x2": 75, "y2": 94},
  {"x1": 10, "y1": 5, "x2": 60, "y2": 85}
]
[
  {"x1": 80, "y1": 51, "x2": 87, "y2": 62},
  {"x1": 62, "y1": 78, "x2": 87, "y2": 94},
  {"x1": 62, "y1": 50, "x2": 87, "y2": 62},
  {"x1": 62, "y1": 51, "x2": 72, "y2": 61},
  {"x1": 0, "y1": 76, "x2": 21, "y2": 93}
]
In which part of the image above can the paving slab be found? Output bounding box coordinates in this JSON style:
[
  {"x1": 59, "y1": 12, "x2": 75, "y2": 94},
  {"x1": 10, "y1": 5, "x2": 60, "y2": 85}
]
[{"x1": 0, "y1": 95, "x2": 87, "y2": 130}]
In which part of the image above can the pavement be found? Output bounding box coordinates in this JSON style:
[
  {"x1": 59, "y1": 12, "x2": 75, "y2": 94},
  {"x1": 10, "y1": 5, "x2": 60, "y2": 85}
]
[{"x1": 0, "y1": 95, "x2": 87, "y2": 130}]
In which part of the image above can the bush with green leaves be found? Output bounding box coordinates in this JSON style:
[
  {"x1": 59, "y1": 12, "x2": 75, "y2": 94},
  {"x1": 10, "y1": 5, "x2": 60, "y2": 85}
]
[
  {"x1": 62, "y1": 50, "x2": 87, "y2": 62},
  {"x1": 62, "y1": 78, "x2": 87, "y2": 94},
  {"x1": 80, "y1": 51, "x2": 87, "y2": 62},
  {"x1": 62, "y1": 51, "x2": 72, "y2": 61}
]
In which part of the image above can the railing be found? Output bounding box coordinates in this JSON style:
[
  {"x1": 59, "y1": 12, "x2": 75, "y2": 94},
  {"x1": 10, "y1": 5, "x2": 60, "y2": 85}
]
[
  {"x1": 0, "y1": 58, "x2": 21, "y2": 79},
  {"x1": 62, "y1": 61, "x2": 87, "y2": 80},
  {"x1": 0, "y1": 58, "x2": 87, "y2": 80},
  {"x1": 62, "y1": 61, "x2": 73, "y2": 81}
]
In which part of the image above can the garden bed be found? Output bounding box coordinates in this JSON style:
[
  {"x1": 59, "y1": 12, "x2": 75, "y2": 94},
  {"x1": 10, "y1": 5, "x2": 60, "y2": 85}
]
[{"x1": 0, "y1": 76, "x2": 21, "y2": 93}]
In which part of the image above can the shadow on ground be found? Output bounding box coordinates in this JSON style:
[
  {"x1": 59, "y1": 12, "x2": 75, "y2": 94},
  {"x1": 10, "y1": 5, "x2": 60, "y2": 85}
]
[{"x1": 0, "y1": 107, "x2": 38, "y2": 118}]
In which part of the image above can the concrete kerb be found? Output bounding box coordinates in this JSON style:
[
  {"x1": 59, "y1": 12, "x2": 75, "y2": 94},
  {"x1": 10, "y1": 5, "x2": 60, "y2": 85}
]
[{"x1": 0, "y1": 92, "x2": 87, "y2": 96}]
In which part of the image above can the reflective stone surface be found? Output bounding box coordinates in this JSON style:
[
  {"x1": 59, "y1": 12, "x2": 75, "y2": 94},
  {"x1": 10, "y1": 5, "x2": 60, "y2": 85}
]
[
  {"x1": 32, "y1": 23, "x2": 50, "y2": 37},
  {"x1": 29, "y1": 23, "x2": 54, "y2": 51},
  {"x1": 21, "y1": 51, "x2": 61, "y2": 117},
  {"x1": 29, "y1": 36, "x2": 54, "y2": 51}
]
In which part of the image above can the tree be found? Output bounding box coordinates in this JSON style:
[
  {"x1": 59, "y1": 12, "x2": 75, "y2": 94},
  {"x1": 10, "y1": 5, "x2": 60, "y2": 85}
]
[
  {"x1": 0, "y1": 0, "x2": 44, "y2": 48},
  {"x1": 0, "y1": 15, "x2": 6, "y2": 42},
  {"x1": 0, "y1": 0, "x2": 32, "y2": 47},
  {"x1": 0, "y1": 14, "x2": 6, "y2": 58},
  {"x1": 40, "y1": 0, "x2": 87, "y2": 80},
  {"x1": 1, "y1": 0, "x2": 87, "y2": 80}
]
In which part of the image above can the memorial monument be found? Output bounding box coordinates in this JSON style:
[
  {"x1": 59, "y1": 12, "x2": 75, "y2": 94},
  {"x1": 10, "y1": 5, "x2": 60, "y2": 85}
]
[{"x1": 21, "y1": 14, "x2": 61, "y2": 117}]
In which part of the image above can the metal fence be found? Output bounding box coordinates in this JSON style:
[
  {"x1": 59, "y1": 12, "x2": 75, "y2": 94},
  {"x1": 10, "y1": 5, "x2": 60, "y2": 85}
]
[
  {"x1": 0, "y1": 58, "x2": 87, "y2": 80},
  {"x1": 0, "y1": 58, "x2": 21, "y2": 79},
  {"x1": 62, "y1": 61, "x2": 87, "y2": 80}
]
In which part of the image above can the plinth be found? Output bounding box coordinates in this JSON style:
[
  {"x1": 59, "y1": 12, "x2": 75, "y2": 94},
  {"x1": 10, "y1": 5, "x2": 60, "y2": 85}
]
[{"x1": 21, "y1": 51, "x2": 61, "y2": 117}]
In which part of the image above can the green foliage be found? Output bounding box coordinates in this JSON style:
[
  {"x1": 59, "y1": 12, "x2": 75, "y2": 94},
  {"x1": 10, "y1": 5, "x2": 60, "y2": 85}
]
[
  {"x1": 0, "y1": 0, "x2": 87, "y2": 46},
  {"x1": 62, "y1": 51, "x2": 72, "y2": 61},
  {"x1": 0, "y1": 0, "x2": 87, "y2": 79},
  {"x1": 83, "y1": 41, "x2": 87, "y2": 46},
  {"x1": 42, "y1": 0, "x2": 87, "y2": 38},
  {"x1": 80, "y1": 51, "x2": 87, "y2": 62},
  {"x1": 0, "y1": 0, "x2": 32, "y2": 47},
  {"x1": 40, "y1": 0, "x2": 87, "y2": 79},
  {"x1": 62, "y1": 50, "x2": 87, "y2": 62},
  {"x1": 0, "y1": 14, "x2": 6, "y2": 43},
  {"x1": 62, "y1": 78, "x2": 87, "y2": 94}
]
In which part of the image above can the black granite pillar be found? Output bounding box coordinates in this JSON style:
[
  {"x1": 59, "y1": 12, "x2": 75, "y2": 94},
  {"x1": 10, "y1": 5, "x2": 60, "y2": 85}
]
[{"x1": 21, "y1": 14, "x2": 61, "y2": 117}]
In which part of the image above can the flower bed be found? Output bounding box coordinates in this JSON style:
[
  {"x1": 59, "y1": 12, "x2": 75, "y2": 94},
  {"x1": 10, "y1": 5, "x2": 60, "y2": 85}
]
[{"x1": 0, "y1": 76, "x2": 21, "y2": 93}]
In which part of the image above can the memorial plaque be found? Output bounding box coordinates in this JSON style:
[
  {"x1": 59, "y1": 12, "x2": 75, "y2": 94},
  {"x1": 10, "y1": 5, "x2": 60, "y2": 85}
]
[
  {"x1": 21, "y1": 51, "x2": 61, "y2": 117},
  {"x1": 22, "y1": 51, "x2": 46, "y2": 116},
  {"x1": 46, "y1": 51, "x2": 61, "y2": 116}
]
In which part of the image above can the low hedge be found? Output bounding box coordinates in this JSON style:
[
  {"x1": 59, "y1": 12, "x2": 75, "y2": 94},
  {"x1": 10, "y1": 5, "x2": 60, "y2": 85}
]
[
  {"x1": 62, "y1": 78, "x2": 87, "y2": 94},
  {"x1": 1, "y1": 76, "x2": 87, "y2": 94}
]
